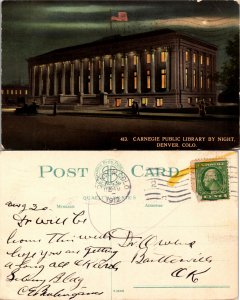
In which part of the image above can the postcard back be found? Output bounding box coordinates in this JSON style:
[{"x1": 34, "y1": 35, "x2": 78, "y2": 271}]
[{"x1": 0, "y1": 151, "x2": 238, "y2": 300}]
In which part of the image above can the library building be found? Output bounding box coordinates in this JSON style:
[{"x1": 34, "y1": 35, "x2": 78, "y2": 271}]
[{"x1": 27, "y1": 29, "x2": 217, "y2": 109}]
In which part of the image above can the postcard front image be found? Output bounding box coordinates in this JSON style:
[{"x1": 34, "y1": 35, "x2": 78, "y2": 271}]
[
  {"x1": 1, "y1": 0, "x2": 239, "y2": 150},
  {"x1": 1, "y1": 1, "x2": 239, "y2": 299}
]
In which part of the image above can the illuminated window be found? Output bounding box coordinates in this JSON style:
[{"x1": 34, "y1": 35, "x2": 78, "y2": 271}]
[
  {"x1": 146, "y1": 53, "x2": 151, "y2": 64},
  {"x1": 11, "y1": 90, "x2": 14, "y2": 95},
  {"x1": 134, "y1": 72, "x2": 137, "y2": 90},
  {"x1": 6, "y1": 90, "x2": 9, "y2": 95},
  {"x1": 15, "y1": 90, "x2": 18, "y2": 95},
  {"x1": 161, "y1": 69, "x2": 166, "y2": 89},
  {"x1": 115, "y1": 98, "x2": 122, "y2": 107},
  {"x1": 200, "y1": 71, "x2": 203, "y2": 88},
  {"x1": 133, "y1": 55, "x2": 137, "y2": 65},
  {"x1": 193, "y1": 69, "x2": 197, "y2": 88},
  {"x1": 110, "y1": 74, "x2": 112, "y2": 91},
  {"x1": 121, "y1": 73, "x2": 124, "y2": 90},
  {"x1": 195, "y1": 97, "x2": 199, "y2": 104},
  {"x1": 25, "y1": 90, "x2": 28, "y2": 95},
  {"x1": 156, "y1": 98, "x2": 163, "y2": 107},
  {"x1": 19, "y1": 90, "x2": 22, "y2": 95},
  {"x1": 209, "y1": 97, "x2": 212, "y2": 104},
  {"x1": 141, "y1": 97, "x2": 148, "y2": 106},
  {"x1": 185, "y1": 68, "x2": 188, "y2": 88},
  {"x1": 207, "y1": 73, "x2": 210, "y2": 89},
  {"x1": 206, "y1": 56, "x2": 210, "y2": 66},
  {"x1": 188, "y1": 97, "x2": 192, "y2": 105},
  {"x1": 121, "y1": 57, "x2": 124, "y2": 67},
  {"x1": 147, "y1": 70, "x2": 151, "y2": 89},
  {"x1": 185, "y1": 51, "x2": 189, "y2": 62},
  {"x1": 200, "y1": 55, "x2": 203, "y2": 65},
  {"x1": 128, "y1": 98, "x2": 134, "y2": 107},
  {"x1": 160, "y1": 51, "x2": 167, "y2": 62},
  {"x1": 193, "y1": 53, "x2": 197, "y2": 64},
  {"x1": 88, "y1": 61, "x2": 90, "y2": 71},
  {"x1": 109, "y1": 58, "x2": 112, "y2": 68}
]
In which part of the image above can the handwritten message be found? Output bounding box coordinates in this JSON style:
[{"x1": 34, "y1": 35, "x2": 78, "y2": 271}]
[{"x1": 3, "y1": 200, "x2": 214, "y2": 299}]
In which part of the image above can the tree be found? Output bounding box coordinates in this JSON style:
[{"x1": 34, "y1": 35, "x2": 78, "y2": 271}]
[{"x1": 218, "y1": 34, "x2": 239, "y2": 103}]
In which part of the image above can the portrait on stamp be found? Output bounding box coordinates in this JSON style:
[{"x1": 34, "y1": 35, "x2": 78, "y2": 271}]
[{"x1": 202, "y1": 168, "x2": 223, "y2": 193}]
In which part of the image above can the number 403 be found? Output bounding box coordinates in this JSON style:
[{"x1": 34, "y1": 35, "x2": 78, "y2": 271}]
[{"x1": 120, "y1": 137, "x2": 128, "y2": 142}]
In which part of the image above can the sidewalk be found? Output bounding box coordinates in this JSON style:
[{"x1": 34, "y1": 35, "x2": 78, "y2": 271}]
[
  {"x1": 2, "y1": 105, "x2": 237, "y2": 120},
  {"x1": 37, "y1": 105, "x2": 237, "y2": 120}
]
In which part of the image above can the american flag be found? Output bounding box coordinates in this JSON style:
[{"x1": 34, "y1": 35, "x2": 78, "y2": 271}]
[{"x1": 111, "y1": 11, "x2": 128, "y2": 22}]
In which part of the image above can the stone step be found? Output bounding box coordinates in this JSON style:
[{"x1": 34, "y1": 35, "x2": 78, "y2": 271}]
[{"x1": 83, "y1": 99, "x2": 101, "y2": 105}]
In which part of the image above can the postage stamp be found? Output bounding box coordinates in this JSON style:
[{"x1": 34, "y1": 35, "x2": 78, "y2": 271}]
[
  {"x1": 194, "y1": 160, "x2": 229, "y2": 200},
  {"x1": 95, "y1": 160, "x2": 131, "y2": 205}
]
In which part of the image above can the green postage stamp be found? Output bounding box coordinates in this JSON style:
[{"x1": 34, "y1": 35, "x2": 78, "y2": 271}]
[{"x1": 195, "y1": 160, "x2": 229, "y2": 200}]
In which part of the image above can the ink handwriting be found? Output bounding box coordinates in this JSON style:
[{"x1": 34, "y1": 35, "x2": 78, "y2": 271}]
[
  {"x1": 12, "y1": 211, "x2": 87, "y2": 227},
  {"x1": 5, "y1": 201, "x2": 49, "y2": 214},
  {"x1": 3, "y1": 203, "x2": 214, "y2": 299}
]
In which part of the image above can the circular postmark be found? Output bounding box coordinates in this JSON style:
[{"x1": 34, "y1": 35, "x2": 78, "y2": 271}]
[
  {"x1": 95, "y1": 160, "x2": 131, "y2": 205},
  {"x1": 95, "y1": 159, "x2": 123, "y2": 180}
]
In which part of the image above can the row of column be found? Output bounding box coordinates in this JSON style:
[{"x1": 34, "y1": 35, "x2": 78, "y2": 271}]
[
  {"x1": 31, "y1": 49, "x2": 170, "y2": 97},
  {"x1": 183, "y1": 48, "x2": 215, "y2": 92}
]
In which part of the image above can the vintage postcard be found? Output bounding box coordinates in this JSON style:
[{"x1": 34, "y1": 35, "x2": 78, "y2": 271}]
[
  {"x1": 0, "y1": 150, "x2": 238, "y2": 299},
  {"x1": 1, "y1": 0, "x2": 239, "y2": 150}
]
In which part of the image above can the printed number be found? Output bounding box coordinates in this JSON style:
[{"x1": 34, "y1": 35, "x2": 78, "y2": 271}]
[
  {"x1": 113, "y1": 290, "x2": 124, "y2": 293},
  {"x1": 151, "y1": 179, "x2": 157, "y2": 188},
  {"x1": 120, "y1": 137, "x2": 128, "y2": 142}
]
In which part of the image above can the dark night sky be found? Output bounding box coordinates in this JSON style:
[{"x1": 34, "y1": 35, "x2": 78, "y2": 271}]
[{"x1": 2, "y1": 0, "x2": 239, "y2": 85}]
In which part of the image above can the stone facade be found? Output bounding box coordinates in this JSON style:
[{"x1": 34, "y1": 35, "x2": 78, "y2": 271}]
[{"x1": 27, "y1": 29, "x2": 217, "y2": 108}]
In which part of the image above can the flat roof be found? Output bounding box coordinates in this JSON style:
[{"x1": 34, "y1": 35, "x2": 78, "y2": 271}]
[{"x1": 28, "y1": 28, "x2": 217, "y2": 63}]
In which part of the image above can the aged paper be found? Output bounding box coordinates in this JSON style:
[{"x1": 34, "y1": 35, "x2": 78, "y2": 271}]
[
  {"x1": 2, "y1": 0, "x2": 239, "y2": 150},
  {"x1": 0, "y1": 151, "x2": 238, "y2": 300}
]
